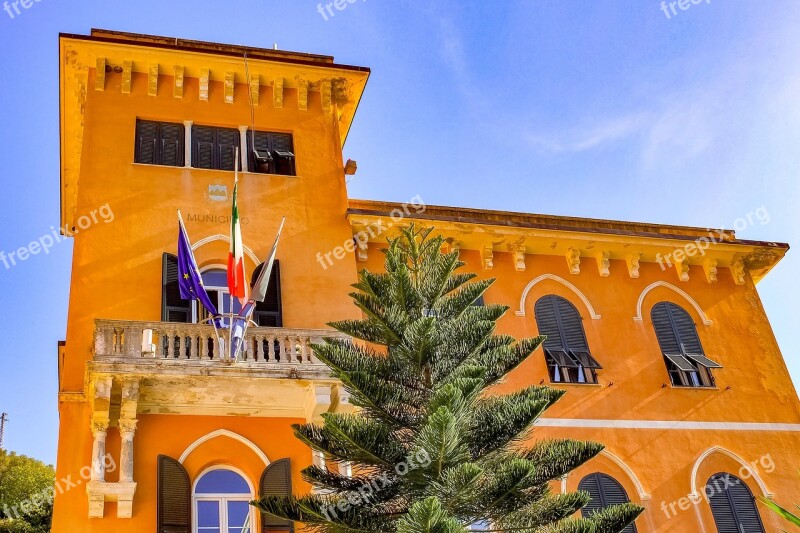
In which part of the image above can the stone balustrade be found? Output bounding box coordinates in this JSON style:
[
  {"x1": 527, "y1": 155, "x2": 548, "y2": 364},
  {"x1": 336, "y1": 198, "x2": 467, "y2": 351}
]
[{"x1": 93, "y1": 319, "x2": 348, "y2": 365}]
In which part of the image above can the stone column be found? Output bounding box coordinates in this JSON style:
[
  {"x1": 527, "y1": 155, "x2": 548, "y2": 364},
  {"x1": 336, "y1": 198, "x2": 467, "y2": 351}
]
[
  {"x1": 238, "y1": 125, "x2": 249, "y2": 172},
  {"x1": 118, "y1": 419, "x2": 138, "y2": 483},
  {"x1": 90, "y1": 420, "x2": 109, "y2": 482},
  {"x1": 183, "y1": 120, "x2": 193, "y2": 168}
]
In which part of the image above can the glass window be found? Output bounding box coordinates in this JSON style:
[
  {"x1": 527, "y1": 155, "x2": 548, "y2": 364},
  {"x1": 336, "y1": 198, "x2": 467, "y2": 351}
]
[{"x1": 194, "y1": 468, "x2": 253, "y2": 533}]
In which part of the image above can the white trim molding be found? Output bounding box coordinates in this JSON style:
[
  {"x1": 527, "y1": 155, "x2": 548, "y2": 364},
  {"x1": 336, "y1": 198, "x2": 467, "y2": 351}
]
[
  {"x1": 516, "y1": 274, "x2": 601, "y2": 319},
  {"x1": 599, "y1": 450, "x2": 651, "y2": 500},
  {"x1": 192, "y1": 234, "x2": 261, "y2": 266},
  {"x1": 179, "y1": 429, "x2": 270, "y2": 466},
  {"x1": 537, "y1": 418, "x2": 800, "y2": 432},
  {"x1": 689, "y1": 446, "x2": 773, "y2": 500},
  {"x1": 633, "y1": 281, "x2": 712, "y2": 325}
]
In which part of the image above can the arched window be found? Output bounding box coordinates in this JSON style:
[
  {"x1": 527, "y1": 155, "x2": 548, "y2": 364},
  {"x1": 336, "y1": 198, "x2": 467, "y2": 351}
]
[
  {"x1": 651, "y1": 302, "x2": 721, "y2": 388},
  {"x1": 194, "y1": 467, "x2": 254, "y2": 533},
  {"x1": 579, "y1": 473, "x2": 637, "y2": 533},
  {"x1": 535, "y1": 295, "x2": 602, "y2": 384},
  {"x1": 707, "y1": 473, "x2": 765, "y2": 532}
]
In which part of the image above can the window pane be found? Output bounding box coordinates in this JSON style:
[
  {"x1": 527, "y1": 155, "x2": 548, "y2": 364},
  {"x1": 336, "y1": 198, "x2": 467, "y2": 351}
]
[
  {"x1": 195, "y1": 470, "x2": 250, "y2": 494},
  {"x1": 202, "y1": 270, "x2": 228, "y2": 288},
  {"x1": 227, "y1": 500, "x2": 251, "y2": 530},
  {"x1": 197, "y1": 500, "x2": 220, "y2": 527}
]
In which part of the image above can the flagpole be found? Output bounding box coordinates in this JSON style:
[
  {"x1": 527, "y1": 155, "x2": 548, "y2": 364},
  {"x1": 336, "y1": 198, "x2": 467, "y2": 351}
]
[
  {"x1": 177, "y1": 209, "x2": 224, "y2": 358},
  {"x1": 229, "y1": 149, "x2": 239, "y2": 361}
]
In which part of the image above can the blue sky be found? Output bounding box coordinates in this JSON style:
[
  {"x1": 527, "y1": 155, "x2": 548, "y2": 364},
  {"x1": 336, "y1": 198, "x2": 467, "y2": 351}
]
[{"x1": 1, "y1": 0, "x2": 798, "y2": 463}]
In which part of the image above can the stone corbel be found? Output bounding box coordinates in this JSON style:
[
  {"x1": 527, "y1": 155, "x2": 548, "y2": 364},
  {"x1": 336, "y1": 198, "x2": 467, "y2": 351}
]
[
  {"x1": 95, "y1": 57, "x2": 106, "y2": 91},
  {"x1": 199, "y1": 68, "x2": 210, "y2": 101},
  {"x1": 224, "y1": 72, "x2": 235, "y2": 104},
  {"x1": 512, "y1": 249, "x2": 526, "y2": 272},
  {"x1": 352, "y1": 226, "x2": 369, "y2": 262},
  {"x1": 321, "y1": 80, "x2": 332, "y2": 112},
  {"x1": 173, "y1": 65, "x2": 184, "y2": 99},
  {"x1": 297, "y1": 78, "x2": 308, "y2": 110},
  {"x1": 121, "y1": 60, "x2": 132, "y2": 94},
  {"x1": 566, "y1": 249, "x2": 581, "y2": 275},
  {"x1": 147, "y1": 64, "x2": 158, "y2": 97},
  {"x1": 626, "y1": 254, "x2": 642, "y2": 279},
  {"x1": 703, "y1": 258, "x2": 718, "y2": 283},
  {"x1": 273, "y1": 77, "x2": 284, "y2": 108},
  {"x1": 481, "y1": 245, "x2": 494, "y2": 271},
  {"x1": 596, "y1": 251, "x2": 611, "y2": 277},
  {"x1": 675, "y1": 258, "x2": 690, "y2": 282},
  {"x1": 249, "y1": 74, "x2": 260, "y2": 106},
  {"x1": 731, "y1": 258, "x2": 746, "y2": 285}
]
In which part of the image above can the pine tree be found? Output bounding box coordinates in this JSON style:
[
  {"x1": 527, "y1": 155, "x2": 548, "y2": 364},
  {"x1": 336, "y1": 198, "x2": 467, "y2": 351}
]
[{"x1": 253, "y1": 225, "x2": 643, "y2": 532}]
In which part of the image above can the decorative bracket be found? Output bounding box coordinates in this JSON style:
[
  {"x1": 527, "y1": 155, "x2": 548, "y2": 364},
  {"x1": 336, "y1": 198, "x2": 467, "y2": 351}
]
[
  {"x1": 703, "y1": 258, "x2": 718, "y2": 283},
  {"x1": 482, "y1": 245, "x2": 494, "y2": 271},
  {"x1": 626, "y1": 254, "x2": 642, "y2": 279},
  {"x1": 566, "y1": 248, "x2": 581, "y2": 275},
  {"x1": 596, "y1": 251, "x2": 611, "y2": 277},
  {"x1": 675, "y1": 259, "x2": 690, "y2": 282},
  {"x1": 173, "y1": 65, "x2": 184, "y2": 99}
]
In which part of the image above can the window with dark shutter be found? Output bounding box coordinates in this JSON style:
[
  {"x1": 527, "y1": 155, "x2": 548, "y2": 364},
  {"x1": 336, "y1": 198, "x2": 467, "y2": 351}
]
[
  {"x1": 651, "y1": 302, "x2": 721, "y2": 388},
  {"x1": 162, "y1": 253, "x2": 192, "y2": 323},
  {"x1": 192, "y1": 125, "x2": 242, "y2": 171},
  {"x1": 158, "y1": 455, "x2": 191, "y2": 533},
  {"x1": 259, "y1": 458, "x2": 294, "y2": 532},
  {"x1": 246, "y1": 130, "x2": 296, "y2": 176},
  {"x1": 578, "y1": 473, "x2": 637, "y2": 533},
  {"x1": 534, "y1": 295, "x2": 602, "y2": 384},
  {"x1": 135, "y1": 120, "x2": 185, "y2": 167},
  {"x1": 250, "y1": 261, "x2": 282, "y2": 327},
  {"x1": 707, "y1": 473, "x2": 765, "y2": 533}
]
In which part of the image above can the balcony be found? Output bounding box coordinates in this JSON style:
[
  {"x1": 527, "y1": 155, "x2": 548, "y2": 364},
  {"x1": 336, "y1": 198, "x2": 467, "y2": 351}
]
[{"x1": 87, "y1": 319, "x2": 352, "y2": 420}]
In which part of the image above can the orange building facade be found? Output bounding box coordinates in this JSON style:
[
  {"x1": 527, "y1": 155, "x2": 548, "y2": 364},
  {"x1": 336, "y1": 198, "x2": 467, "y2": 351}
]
[{"x1": 54, "y1": 29, "x2": 800, "y2": 532}]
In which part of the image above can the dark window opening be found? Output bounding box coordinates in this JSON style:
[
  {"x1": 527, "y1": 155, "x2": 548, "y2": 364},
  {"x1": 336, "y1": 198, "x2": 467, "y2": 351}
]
[
  {"x1": 135, "y1": 120, "x2": 185, "y2": 167},
  {"x1": 579, "y1": 473, "x2": 637, "y2": 533},
  {"x1": 535, "y1": 295, "x2": 602, "y2": 384},
  {"x1": 192, "y1": 125, "x2": 242, "y2": 171},
  {"x1": 707, "y1": 473, "x2": 765, "y2": 532},
  {"x1": 250, "y1": 261, "x2": 283, "y2": 327},
  {"x1": 651, "y1": 302, "x2": 721, "y2": 388},
  {"x1": 246, "y1": 130, "x2": 296, "y2": 176}
]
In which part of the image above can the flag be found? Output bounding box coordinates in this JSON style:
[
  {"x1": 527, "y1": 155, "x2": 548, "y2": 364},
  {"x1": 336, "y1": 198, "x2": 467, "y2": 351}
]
[
  {"x1": 251, "y1": 217, "x2": 286, "y2": 303},
  {"x1": 230, "y1": 301, "x2": 256, "y2": 360},
  {"x1": 177, "y1": 211, "x2": 221, "y2": 321},
  {"x1": 227, "y1": 179, "x2": 248, "y2": 303}
]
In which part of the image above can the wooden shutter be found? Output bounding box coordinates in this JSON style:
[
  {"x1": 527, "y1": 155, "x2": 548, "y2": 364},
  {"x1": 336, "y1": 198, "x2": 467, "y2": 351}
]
[
  {"x1": 157, "y1": 455, "x2": 190, "y2": 533},
  {"x1": 579, "y1": 473, "x2": 637, "y2": 533},
  {"x1": 260, "y1": 458, "x2": 294, "y2": 532},
  {"x1": 651, "y1": 302, "x2": 682, "y2": 354},
  {"x1": 669, "y1": 304, "x2": 704, "y2": 354},
  {"x1": 248, "y1": 130, "x2": 274, "y2": 174},
  {"x1": 534, "y1": 296, "x2": 564, "y2": 349},
  {"x1": 217, "y1": 128, "x2": 241, "y2": 171},
  {"x1": 557, "y1": 298, "x2": 589, "y2": 351},
  {"x1": 135, "y1": 120, "x2": 159, "y2": 164},
  {"x1": 708, "y1": 473, "x2": 765, "y2": 533},
  {"x1": 162, "y1": 253, "x2": 191, "y2": 322},
  {"x1": 160, "y1": 123, "x2": 185, "y2": 167},
  {"x1": 251, "y1": 261, "x2": 283, "y2": 327},
  {"x1": 192, "y1": 125, "x2": 215, "y2": 169}
]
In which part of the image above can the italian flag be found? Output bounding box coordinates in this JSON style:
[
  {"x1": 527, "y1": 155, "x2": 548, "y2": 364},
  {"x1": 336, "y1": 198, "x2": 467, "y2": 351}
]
[{"x1": 227, "y1": 180, "x2": 248, "y2": 303}]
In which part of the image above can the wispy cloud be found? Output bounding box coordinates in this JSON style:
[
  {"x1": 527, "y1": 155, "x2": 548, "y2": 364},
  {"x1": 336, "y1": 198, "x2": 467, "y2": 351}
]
[{"x1": 525, "y1": 113, "x2": 650, "y2": 153}]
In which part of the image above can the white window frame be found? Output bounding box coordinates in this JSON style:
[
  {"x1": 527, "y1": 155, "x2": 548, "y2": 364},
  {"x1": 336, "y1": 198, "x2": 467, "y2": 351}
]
[{"x1": 192, "y1": 465, "x2": 256, "y2": 533}]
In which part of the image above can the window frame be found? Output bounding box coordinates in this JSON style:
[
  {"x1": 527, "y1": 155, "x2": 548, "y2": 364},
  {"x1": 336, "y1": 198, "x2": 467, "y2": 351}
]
[
  {"x1": 191, "y1": 124, "x2": 243, "y2": 171},
  {"x1": 651, "y1": 302, "x2": 720, "y2": 389},
  {"x1": 134, "y1": 119, "x2": 185, "y2": 167},
  {"x1": 245, "y1": 130, "x2": 296, "y2": 176},
  {"x1": 707, "y1": 472, "x2": 766, "y2": 533},
  {"x1": 192, "y1": 466, "x2": 256, "y2": 533},
  {"x1": 578, "y1": 473, "x2": 637, "y2": 533},
  {"x1": 535, "y1": 295, "x2": 601, "y2": 385}
]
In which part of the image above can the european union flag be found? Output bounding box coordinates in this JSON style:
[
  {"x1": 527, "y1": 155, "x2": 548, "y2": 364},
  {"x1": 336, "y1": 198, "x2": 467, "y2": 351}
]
[{"x1": 177, "y1": 213, "x2": 221, "y2": 322}]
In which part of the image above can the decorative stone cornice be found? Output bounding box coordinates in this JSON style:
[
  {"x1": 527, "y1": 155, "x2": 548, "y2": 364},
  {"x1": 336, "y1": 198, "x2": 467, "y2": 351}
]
[
  {"x1": 596, "y1": 251, "x2": 611, "y2": 277},
  {"x1": 273, "y1": 76, "x2": 284, "y2": 108},
  {"x1": 703, "y1": 258, "x2": 718, "y2": 283},
  {"x1": 566, "y1": 248, "x2": 581, "y2": 275},
  {"x1": 173, "y1": 65, "x2": 184, "y2": 98},
  {"x1": 626, "y1": 254, "x2": 642, "y2": 279}
]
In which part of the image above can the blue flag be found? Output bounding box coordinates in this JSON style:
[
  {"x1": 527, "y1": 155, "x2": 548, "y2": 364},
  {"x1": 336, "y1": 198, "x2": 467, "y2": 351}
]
[{"x1": 177, "y1": 212, "x2": 222, "y2": 323}]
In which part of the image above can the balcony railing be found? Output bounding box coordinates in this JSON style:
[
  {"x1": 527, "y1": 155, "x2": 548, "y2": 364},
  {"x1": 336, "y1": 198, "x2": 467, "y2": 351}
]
[{"x1": 93, "y1": 319, "x2": 348, "y2": 365}]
